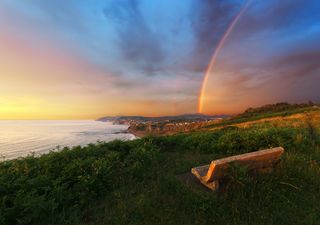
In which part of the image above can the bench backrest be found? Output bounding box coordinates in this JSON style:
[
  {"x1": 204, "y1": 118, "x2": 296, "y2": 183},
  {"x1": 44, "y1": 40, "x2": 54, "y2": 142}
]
[{"x1": 205, "y1": 147, "x2": 284, "y2": 182}]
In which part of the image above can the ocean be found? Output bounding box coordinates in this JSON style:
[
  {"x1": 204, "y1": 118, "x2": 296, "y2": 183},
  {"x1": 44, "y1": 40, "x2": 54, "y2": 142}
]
[{"x1": 0, "y1": 120, "x2": 135, "y2": 160}]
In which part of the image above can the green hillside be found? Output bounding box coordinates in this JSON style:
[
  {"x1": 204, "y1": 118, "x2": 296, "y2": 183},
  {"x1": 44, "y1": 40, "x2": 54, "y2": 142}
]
[
  {"x1": 0, "y1": 108, "x2": 319, "y2": 225},
  {"x1": 206, "y1": 102, "x2": 319, "y2": 128}
]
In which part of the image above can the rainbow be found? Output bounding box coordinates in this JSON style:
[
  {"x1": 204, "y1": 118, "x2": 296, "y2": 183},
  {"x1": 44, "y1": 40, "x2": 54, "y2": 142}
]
[{"x1": 198, "y1": 0, "x2": 253, "y2": 113}]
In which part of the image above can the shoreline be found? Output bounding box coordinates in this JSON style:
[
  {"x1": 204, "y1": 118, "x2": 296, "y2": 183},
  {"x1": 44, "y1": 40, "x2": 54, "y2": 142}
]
[{"x1": 0, "y1": 121, "x2": 136, "y2": 161}]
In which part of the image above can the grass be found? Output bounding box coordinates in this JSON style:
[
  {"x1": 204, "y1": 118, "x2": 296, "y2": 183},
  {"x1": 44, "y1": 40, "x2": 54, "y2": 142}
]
[
  {"x1": 0, "y1": 110, "x2": 320, "y2": 224},
  {"x1": 205, "y1": 106, "x2": 319, "y2": 128}
]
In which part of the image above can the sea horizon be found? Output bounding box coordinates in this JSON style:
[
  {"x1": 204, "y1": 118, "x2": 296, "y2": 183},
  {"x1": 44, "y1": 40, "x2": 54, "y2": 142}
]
[{"x1": 0, "y1": 120, "x2": 135, "y2": 160}]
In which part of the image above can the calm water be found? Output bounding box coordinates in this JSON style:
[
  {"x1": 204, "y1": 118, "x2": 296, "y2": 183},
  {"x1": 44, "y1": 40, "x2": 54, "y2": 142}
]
[{"x1": 0, "y1": 120, "x2": 135, "y2": 160}]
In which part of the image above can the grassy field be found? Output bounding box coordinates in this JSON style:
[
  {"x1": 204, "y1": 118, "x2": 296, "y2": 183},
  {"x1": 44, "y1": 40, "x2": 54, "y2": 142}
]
[
  {"x1": 205, "y1": 105, "x2": 319, "y2": 129},
  {"x1": 0, "y1": 108, "x2": 319, "y2": 224}
]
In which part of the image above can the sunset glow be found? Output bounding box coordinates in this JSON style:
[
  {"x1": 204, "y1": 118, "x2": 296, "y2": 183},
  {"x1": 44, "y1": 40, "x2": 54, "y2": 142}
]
[{"x1": 0, "y1": 0, "x2": 319, "y2": 119}]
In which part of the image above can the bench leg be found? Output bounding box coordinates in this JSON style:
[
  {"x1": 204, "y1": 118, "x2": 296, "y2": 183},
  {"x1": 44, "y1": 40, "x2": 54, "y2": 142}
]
[{"x1": 201, "y1": 180, "x2": 219, "y2": 191}]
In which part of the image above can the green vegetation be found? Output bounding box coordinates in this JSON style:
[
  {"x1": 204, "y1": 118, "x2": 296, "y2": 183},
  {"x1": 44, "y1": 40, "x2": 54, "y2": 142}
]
[
  {"x1": 242, "y1": 102, "x2": 316, "y2": 115},
  {"x1": 1, "y1": 109, "x2": 320, "y2": 224},
  {"x1": 205, "y1": 103, "x2": 319, "y2": 128}
]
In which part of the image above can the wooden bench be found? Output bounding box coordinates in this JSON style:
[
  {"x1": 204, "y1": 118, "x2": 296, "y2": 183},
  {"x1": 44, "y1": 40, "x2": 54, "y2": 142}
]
[{"x1": 191, "y1": 147, "x2": 284, "y2": 191}]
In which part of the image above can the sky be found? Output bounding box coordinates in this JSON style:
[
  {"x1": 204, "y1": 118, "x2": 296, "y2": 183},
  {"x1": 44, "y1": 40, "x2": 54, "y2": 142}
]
[{"x1": 0, "y1": 0, "x2": 319, "y2": 119}]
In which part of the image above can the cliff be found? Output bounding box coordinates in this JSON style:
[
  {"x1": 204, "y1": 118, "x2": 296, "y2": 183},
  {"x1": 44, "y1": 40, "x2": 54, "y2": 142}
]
[
  {"x1": 128, "y1": 120, "x2": 221, "y2": 137},
  {"x1": 96, "y1": 113, "x2": 228, "y2": 125}
]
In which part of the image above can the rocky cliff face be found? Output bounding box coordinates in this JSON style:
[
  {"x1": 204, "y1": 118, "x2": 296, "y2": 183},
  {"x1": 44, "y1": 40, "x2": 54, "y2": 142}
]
[
  {"x1": 128, "y1": 120, "x2": 220, "y2": 137},
  {"x1": 97, "y1": 114, "x2": 228, "y2": 124}
]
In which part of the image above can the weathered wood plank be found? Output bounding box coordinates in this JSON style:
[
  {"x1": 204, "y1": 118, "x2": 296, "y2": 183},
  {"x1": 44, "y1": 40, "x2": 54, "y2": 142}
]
[
  {"x1": 205, "y1": 147, "x2": 284, "y2": 182},
  {"x1": 191, "y1": 165, "x2": 209, "y2": 179},
  {"x1": 191, "y1": 147, "x2": 284, "y2": 191}
]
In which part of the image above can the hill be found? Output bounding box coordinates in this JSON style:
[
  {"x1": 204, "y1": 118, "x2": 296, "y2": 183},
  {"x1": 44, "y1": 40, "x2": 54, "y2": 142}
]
[
  {"x1": 205, "y1": 102, "x2": 319, "y2": 129},
  {"x1": 0, "y1": 104, "x2": 319, "y2": 224},
  {"x1": 127, "y1": 102, "x2": 320, "y2": 137},
  {"x1": 96, "y1": 113, "x2": 228, "y2": 124}
]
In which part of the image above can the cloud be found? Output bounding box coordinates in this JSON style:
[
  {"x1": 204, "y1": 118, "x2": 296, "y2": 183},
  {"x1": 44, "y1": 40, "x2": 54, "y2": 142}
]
[
  {"x1": 271, "y1": 51, "x2": 320, "y2": 78},
  {"x1": 186, "y1": 0, "x2": 320, "y2": 74},
  {"x1": 103, "y1": 0, "x2": 165, "y2": 75},
  {"x1": 1, "y1": 0, "x2": 319, "y2": 116},
  {"x1": 231, "y1": 0, "x2": 320, "y2": 39},
  {"x1": 186, "y1": 0, "x2": 244, "y2": 72}
]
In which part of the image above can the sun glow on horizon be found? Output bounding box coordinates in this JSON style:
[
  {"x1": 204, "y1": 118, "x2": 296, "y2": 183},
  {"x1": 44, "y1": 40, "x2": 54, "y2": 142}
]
[{"x1": 0, "y1": 0, "x2": 319, "y2": 119}]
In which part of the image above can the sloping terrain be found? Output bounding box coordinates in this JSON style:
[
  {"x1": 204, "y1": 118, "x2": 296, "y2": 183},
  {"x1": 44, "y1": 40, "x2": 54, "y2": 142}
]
[{"x1": 0, "y1": 104, "x2": 319, "y2": 225}]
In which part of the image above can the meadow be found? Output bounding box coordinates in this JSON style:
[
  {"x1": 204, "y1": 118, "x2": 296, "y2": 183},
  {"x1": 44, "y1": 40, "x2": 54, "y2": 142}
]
[{"x1": 0, "y1": 107, "x2": 319, "y2": 225}]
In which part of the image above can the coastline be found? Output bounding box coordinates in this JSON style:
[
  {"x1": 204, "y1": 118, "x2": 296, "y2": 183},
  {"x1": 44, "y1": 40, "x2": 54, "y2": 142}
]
[
  {"x1": 126, "y1": 119, "x2": 222, "y2": 137},
  {"x1": 0, "y1": 120, "x2": 135, "y2": 160}
]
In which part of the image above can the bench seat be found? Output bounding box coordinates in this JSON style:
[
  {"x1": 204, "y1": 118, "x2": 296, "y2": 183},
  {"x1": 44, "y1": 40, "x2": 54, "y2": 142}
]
[{"x1": 191, "y1": 147, "x2": 284, "y2": 191}]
